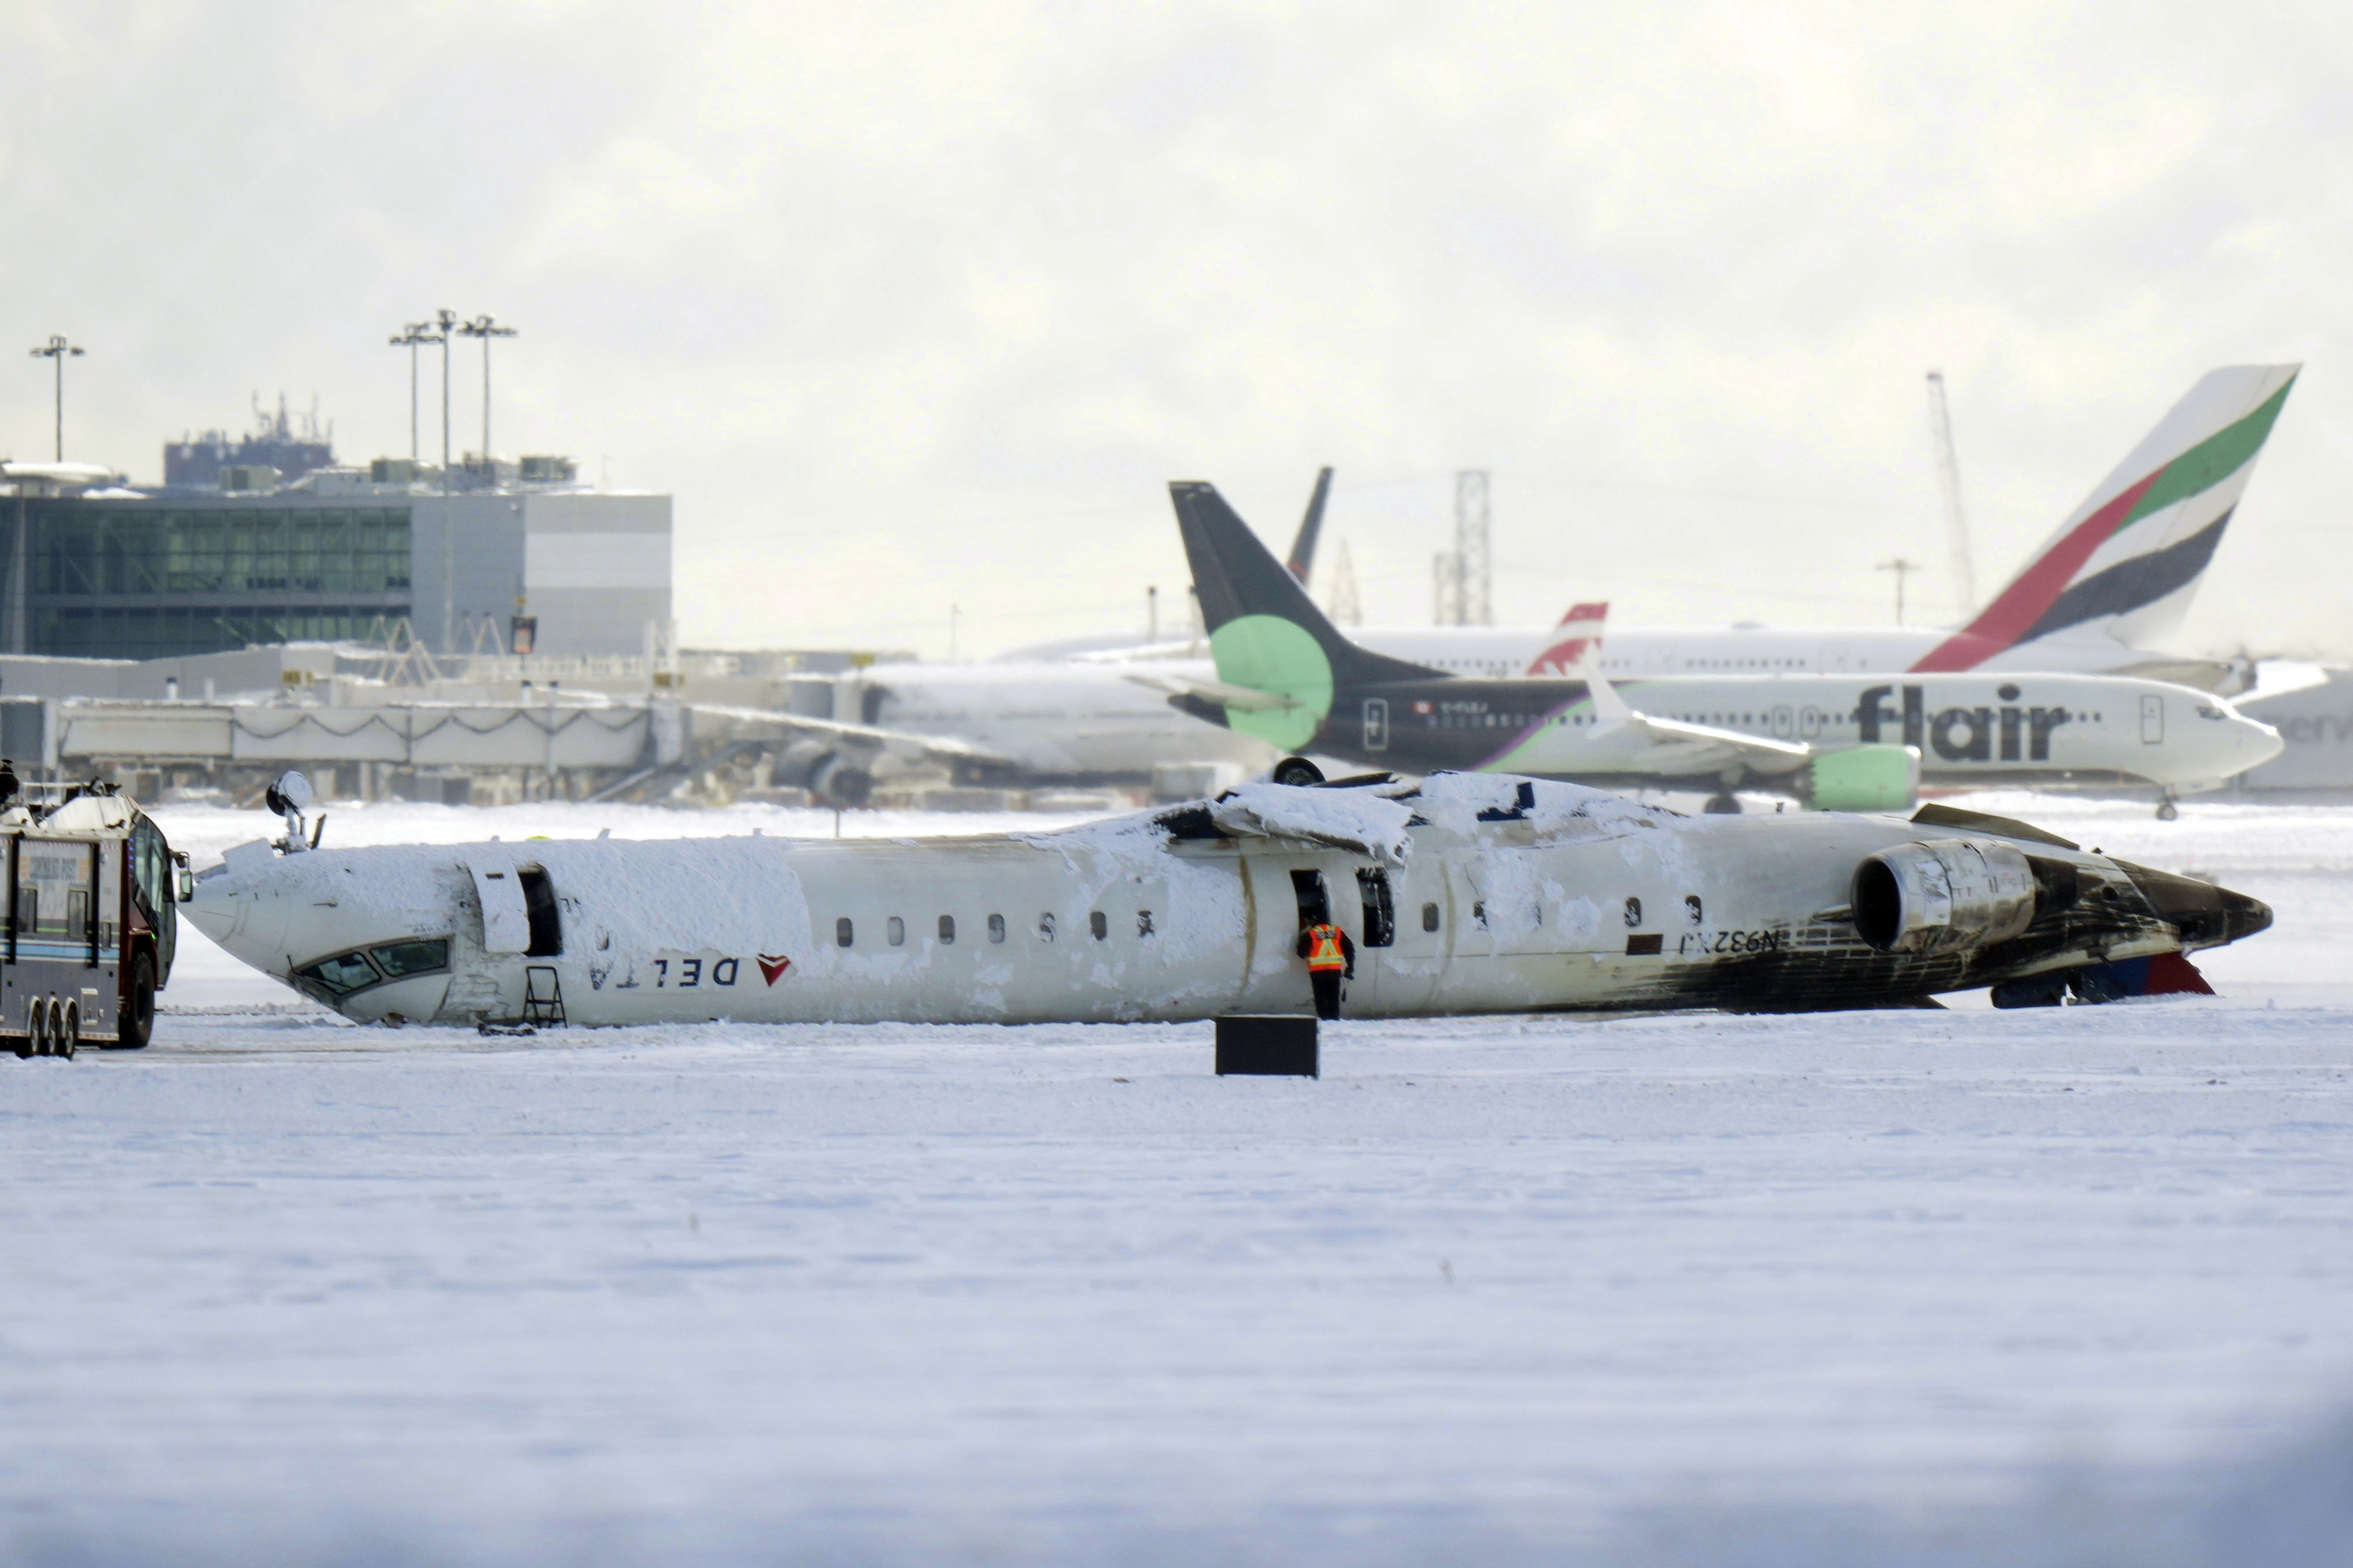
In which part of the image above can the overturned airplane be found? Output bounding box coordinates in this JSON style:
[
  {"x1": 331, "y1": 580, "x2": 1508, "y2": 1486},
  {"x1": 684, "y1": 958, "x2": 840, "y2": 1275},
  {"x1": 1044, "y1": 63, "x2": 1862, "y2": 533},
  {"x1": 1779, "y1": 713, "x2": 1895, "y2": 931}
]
[{"x1": 186, "y1": 770, "x2": 2270, "y2": 1029}]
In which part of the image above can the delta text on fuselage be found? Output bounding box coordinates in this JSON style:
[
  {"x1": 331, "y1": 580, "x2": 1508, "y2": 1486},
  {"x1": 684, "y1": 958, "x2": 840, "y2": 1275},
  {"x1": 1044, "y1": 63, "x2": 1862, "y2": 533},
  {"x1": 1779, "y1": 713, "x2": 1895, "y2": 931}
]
[{"x1": 187, "y1": 773, "x2": 2270, "y2": 1029}]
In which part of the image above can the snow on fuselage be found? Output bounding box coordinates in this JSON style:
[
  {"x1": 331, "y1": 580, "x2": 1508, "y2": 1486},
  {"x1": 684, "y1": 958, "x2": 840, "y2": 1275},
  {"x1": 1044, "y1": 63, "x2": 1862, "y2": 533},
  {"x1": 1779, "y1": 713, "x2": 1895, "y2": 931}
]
[{"x1": 186, "y1": 776, "x2": 2270, "y2": 1029}]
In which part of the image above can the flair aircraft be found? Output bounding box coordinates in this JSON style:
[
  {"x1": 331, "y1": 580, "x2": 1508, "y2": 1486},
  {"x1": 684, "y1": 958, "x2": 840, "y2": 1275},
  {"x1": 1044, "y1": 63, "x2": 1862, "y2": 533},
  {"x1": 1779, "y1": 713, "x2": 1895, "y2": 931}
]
[
  {"x1": 1157, "y1": 481, "x2": 2283, "y2": 817},
  {"x1": 188, "y1": 769, "x2": 2269, "y2": 1029}
]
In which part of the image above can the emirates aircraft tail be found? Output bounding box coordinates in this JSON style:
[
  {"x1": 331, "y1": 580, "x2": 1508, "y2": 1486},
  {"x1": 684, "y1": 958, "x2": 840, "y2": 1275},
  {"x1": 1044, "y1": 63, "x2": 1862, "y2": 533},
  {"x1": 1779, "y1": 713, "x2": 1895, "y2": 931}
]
[{"x1": 1911, "y1": 365, "x2": 2297, "y2": 672}]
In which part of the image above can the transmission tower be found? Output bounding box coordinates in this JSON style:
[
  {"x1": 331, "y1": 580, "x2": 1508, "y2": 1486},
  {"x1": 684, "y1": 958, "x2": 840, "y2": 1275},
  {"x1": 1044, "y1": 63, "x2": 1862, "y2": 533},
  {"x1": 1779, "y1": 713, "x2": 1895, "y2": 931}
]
[
  {"x1": 1926, "y1": 371, "x2": 1976, "y2": 618},
  {"x1": 1455, "y1": 470, "x2": 1492, "y2": 625}
]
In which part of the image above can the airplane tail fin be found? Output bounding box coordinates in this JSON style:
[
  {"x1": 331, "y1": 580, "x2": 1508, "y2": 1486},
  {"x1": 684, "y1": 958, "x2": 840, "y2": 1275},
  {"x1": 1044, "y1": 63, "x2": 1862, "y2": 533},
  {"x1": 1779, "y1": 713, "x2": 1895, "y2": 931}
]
[
  {"x1": 1284, "y1": 466, "x2": 1334, "y2": 585},
  {"x1": 1912, "y1": 365, "x2": 2298, "y2": 672},
  {"x1": 1170, "y1": 480, "x2": 1437, "y2": 751},
  {"x1": 1525, "y1": 600, "x2": 1608, "y2": 676}
]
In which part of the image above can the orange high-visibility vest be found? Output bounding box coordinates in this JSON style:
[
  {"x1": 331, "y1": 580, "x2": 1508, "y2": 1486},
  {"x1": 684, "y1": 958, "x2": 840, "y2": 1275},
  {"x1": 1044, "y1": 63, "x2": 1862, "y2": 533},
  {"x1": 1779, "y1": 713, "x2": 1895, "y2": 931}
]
[{"x1": 1304, "y1": 924, "x2": 1346, "y2": 972}]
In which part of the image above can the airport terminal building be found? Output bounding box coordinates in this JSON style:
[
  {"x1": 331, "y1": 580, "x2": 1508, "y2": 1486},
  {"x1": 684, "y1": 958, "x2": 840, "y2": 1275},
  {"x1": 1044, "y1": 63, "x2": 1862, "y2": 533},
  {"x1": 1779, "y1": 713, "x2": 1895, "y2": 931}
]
[{"x1": 2, "y1": 461, "x2": 671, "y2": 661}]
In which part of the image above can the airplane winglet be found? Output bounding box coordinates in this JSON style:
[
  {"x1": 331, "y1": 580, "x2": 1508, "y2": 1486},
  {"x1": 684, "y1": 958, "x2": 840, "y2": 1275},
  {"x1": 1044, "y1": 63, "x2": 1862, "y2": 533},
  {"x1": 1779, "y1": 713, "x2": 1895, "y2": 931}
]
[{"x1": 1585, "y1": 670, "x2": 1631, "y2": 727}]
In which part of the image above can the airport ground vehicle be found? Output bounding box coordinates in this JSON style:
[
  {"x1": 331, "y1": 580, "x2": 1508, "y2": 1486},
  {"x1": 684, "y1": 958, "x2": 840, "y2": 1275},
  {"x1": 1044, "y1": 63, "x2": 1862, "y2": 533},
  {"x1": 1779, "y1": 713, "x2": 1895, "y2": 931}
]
[{"x1": 5, "y1": 784, "x2": 187, "y2": 1058}]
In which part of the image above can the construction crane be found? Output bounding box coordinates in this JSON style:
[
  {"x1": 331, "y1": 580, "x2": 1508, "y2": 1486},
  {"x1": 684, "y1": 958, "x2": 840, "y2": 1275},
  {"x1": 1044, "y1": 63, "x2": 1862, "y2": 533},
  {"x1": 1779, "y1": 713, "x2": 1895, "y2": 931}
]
[{"x1": 1926, "y1": 371, "x2": 1976, "y2": 619}]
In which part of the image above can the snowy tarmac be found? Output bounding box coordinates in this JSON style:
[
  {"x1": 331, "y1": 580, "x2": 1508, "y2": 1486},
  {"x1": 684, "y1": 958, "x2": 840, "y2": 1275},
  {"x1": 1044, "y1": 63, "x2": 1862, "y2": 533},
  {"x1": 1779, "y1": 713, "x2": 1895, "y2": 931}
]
[{"x1": 5, "y1": 794, "x2": 2352, "y2": 1564}]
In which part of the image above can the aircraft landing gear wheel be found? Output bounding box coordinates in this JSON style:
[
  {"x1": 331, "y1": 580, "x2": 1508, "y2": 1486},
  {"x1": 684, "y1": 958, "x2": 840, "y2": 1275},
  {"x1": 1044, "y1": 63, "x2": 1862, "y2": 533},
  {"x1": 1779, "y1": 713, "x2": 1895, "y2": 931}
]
[
  {"x1": 1703, "y1": 792, "x2": 1742, "y2": 814},
  {"x1": 1271, "y1": 757, "x2": 1326, "y2": 788},
  {"x1": 2155, "y1": 797, "x2": 2179, "y2": 821}
]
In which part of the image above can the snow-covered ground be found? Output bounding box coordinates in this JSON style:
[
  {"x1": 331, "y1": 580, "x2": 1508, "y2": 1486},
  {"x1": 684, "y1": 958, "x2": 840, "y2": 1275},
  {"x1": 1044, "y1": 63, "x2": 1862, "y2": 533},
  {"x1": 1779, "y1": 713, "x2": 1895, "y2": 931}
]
[{"x1": 5, "y1": 792, "x2": 2352, "y2": 1565}]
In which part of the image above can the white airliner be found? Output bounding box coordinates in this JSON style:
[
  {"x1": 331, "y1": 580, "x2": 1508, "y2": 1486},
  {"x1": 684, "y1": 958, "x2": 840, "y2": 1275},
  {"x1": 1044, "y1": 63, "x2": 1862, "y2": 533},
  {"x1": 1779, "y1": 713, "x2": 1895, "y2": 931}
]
[
  {"x1": 1154, "y1": 480, "x2": 2285, "y2": 818},
  {"x1": 188, "y1": 772, "x2": 2270, "y2": 1030}
]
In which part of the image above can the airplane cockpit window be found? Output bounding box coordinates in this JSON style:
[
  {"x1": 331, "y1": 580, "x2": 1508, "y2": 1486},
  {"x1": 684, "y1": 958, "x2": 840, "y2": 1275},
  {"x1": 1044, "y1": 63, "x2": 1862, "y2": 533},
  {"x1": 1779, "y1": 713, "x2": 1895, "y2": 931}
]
[
  {"x1": 296, "y1": 950, "x2": 382, "y2": 997},
  {"x1": 371, "y1": 939, "x2": 449, "y2": 978}
]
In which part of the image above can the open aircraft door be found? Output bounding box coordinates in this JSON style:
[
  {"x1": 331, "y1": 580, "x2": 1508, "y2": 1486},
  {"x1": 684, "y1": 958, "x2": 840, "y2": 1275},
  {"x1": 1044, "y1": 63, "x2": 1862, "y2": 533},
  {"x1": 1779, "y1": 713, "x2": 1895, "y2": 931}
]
[{"x1": 465, "y1": 858, "x2": 532, "y2": 954}]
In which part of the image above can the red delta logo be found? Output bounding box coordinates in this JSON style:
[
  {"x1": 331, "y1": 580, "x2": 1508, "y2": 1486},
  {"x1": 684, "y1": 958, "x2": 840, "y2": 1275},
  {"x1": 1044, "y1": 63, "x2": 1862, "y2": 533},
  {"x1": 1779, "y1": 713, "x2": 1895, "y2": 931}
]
[{"x1": 757, "y1": 953, "x2": 793, "y2": 985}]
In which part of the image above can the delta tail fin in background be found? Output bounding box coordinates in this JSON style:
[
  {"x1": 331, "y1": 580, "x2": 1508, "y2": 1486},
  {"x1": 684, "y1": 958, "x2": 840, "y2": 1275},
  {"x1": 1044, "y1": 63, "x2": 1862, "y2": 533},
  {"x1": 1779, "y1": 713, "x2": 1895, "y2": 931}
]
[
  {"x1": 1912, "y1": 365, "x2": 2299, "y2": 672},
  {"x1": 1284, "y1": 466, "x2": 1334, "y2": 585},
  {"x1": 1525, "y1": 602, "x2": 1609, "y2": 676}
]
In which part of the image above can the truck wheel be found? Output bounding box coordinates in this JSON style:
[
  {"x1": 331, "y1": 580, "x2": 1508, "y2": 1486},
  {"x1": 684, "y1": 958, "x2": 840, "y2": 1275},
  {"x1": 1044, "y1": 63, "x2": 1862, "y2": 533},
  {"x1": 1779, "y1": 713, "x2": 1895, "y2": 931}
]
[
  {"x1": 10, "y1": 1020, "x2": 28, "y2": 1059},
  {"x1": 57, "y1": 1001, "x2": 77, "y2": 1059},
  {"x1": 112, "y1": 956, "x2": 157, "y2": 1050},
  {"x1": 29, "y1": 999, "x2": 50, "y2": 1058}
]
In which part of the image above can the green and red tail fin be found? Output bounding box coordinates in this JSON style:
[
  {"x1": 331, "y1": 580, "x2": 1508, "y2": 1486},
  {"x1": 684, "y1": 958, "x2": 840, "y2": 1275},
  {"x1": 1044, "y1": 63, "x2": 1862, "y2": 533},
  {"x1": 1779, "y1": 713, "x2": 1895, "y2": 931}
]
[{"x1": 1911, "y1": 365, "x2": 2298, "y2": 672}]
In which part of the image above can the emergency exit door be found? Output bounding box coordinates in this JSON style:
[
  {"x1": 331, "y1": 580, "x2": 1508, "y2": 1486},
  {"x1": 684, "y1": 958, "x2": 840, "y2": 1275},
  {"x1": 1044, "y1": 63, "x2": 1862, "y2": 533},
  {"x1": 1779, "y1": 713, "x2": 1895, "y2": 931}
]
[{"x1": 2141, "y1": 694, "x2": 2165, "y2": 744}]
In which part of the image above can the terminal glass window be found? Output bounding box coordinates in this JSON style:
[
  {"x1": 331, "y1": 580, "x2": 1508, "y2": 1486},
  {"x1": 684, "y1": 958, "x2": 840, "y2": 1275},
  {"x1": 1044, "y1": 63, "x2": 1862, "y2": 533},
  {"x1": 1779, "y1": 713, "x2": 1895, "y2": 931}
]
[{"x1": 19, "y1": 501, "x2": 412, "y2": 659}]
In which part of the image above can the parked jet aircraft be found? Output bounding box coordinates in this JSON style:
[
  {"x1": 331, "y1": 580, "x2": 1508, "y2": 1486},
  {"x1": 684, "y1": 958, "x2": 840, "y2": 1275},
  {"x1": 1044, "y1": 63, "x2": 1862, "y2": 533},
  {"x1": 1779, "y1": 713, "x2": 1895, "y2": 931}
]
[
  {"x1": 1157, "y1": 481, "x2": 2282, "y2": 816},
  {"x1": 1047, "y1": 366, "x2": 2296, "y2": 691},
  {"x1": 188, "y1": 770, "x2": 2269, "y2": 1029}
]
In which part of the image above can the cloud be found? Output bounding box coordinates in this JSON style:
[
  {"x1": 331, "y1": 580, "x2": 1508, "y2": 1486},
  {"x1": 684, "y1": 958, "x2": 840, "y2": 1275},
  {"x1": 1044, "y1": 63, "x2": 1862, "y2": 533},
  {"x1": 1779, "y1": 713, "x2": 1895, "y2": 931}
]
[{"x1": 5, "y1": 1, "x2": 2350, "y2": 656}]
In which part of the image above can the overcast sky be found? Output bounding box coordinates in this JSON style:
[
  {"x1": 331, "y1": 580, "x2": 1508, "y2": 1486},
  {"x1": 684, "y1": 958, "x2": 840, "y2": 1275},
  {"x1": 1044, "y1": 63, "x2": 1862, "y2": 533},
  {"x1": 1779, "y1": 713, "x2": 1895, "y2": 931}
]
[{"x1": 5, "y1": 1, "x2": 2350, "y2": 659}]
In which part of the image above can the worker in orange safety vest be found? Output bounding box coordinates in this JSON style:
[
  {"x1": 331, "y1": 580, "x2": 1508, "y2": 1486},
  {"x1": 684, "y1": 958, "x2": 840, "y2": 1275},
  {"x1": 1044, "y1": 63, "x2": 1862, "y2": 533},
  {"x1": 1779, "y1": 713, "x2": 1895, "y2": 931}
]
[{"x1": 1294, "y1": 915, "x2": 1356, "y2": 1021}]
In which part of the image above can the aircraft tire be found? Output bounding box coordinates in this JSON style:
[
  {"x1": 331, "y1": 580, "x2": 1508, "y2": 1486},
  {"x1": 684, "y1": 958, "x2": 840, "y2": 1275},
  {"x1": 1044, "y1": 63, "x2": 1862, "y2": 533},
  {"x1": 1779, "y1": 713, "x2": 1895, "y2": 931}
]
[
  {"x1": 1703, "y1": 792, "x2": 1742, "y2": 814},
  {"x1": 2155, "y1": 798, "x2": 2180, "y2": 821},
  {"x1": 111, "y1": 955, "x2": 156, "y2": 1050},
  {"x1": 57, "y1": 1002, "x2": 77, "y2": 1060},
  {"x1": 1271, "y1": 757, "x2": 1326, "y2": 788}
]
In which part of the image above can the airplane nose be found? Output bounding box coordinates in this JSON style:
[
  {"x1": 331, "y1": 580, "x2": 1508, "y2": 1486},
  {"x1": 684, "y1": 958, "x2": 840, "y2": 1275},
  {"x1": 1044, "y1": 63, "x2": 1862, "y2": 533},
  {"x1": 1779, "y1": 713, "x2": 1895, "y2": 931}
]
[
  {"x1": 2218, "y1": 884, "x2": 2273, "y2": 944},
  {"x1": 186, "y1": 874, "x2": 243, "y2": 945}
]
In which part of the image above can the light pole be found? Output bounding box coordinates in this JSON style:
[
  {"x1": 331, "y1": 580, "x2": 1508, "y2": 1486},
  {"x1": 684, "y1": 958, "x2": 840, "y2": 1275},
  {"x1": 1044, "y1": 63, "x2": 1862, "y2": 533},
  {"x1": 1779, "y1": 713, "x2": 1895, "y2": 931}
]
[
  {"x1": 432, "y1": 307, "x2": 457, "y2": 489},
  {"x1": 1877, "y1": 556, "x2": 1922, "y2": 625},
  {"x1": 28, "y1": 335, "x2": 85, "y2": 461},
  {"x1": 387, "y1": 321, "x2": 439, "y2": 463},
  {"x1": 457, "y1": 314, "x2": 518, "y2": 470}
]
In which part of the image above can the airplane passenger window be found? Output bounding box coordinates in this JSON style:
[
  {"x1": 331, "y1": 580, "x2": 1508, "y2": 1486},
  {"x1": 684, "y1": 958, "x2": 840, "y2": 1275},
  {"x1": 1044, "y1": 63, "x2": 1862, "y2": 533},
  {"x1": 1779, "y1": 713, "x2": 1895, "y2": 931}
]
[
  {"x1": 988, "y1": 914, "x2": 1006, "y2": 943},
  {"x1": 837, "y1": 918, "x2": 853, "y2": 947},
  {"x1": 1624, "y1": 896, "x2": 1642, "y2": 928},
  {"x1": 887, "y1": 916, "x2": 905, "y2": 946},
  {"x1": 1039, "y1": 913, "x2": 1056, "y2": 942},
  {"x1": 1422, "y1": 902, "x2": 1440, "y2": 932},
  {"x1": 1471, "y1": 900, "x2": 1488, "y2": 929},
  {"x1": 1685, "y1": 895, "x2": 1703, "y2": 925},
  {"x1": 1089, "y1": 910, "x2": 1108, "y2": 941},
  {"x1": 938, "y1": 915, "x2": 956, "y2": 944}
]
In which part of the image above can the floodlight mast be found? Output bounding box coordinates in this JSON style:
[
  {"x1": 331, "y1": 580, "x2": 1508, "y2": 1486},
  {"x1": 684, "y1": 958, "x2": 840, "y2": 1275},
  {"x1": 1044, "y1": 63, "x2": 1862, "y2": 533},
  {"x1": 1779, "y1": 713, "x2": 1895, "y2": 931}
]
[
  {"x1": 28, "y1": 335, "x2": 86, "y2": 461},
  {"x1": 457, "y1": 315, "x2": 519, "y2": 469},
  {"x1": 387, "y1": 321, "x2": 441, "y2": 463}
]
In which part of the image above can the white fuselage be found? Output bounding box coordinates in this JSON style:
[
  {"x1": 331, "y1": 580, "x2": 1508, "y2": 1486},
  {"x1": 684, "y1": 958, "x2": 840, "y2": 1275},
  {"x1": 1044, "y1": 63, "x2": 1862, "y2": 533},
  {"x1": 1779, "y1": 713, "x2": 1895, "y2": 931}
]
[
  {"x1": 1405, "y1": 672, "x2": 2281, "y2": 793},
  {"x1": 186, "y1": 776, "x2": 2255, "y2": 1031}
]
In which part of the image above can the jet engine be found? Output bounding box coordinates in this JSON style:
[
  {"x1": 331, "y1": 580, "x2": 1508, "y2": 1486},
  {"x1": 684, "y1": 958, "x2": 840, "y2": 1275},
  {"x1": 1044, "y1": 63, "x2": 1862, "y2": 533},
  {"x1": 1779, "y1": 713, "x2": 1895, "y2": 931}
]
[
  {"x1": 1796, "y1": 744, "x2": 1920, "y2": 813},
  {"x1": 1852, "y1": 837, "x2": 2036, "y2": 954},
  {"x1": 805, "y1": 753, "x2": 875, "y2": 809}
]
